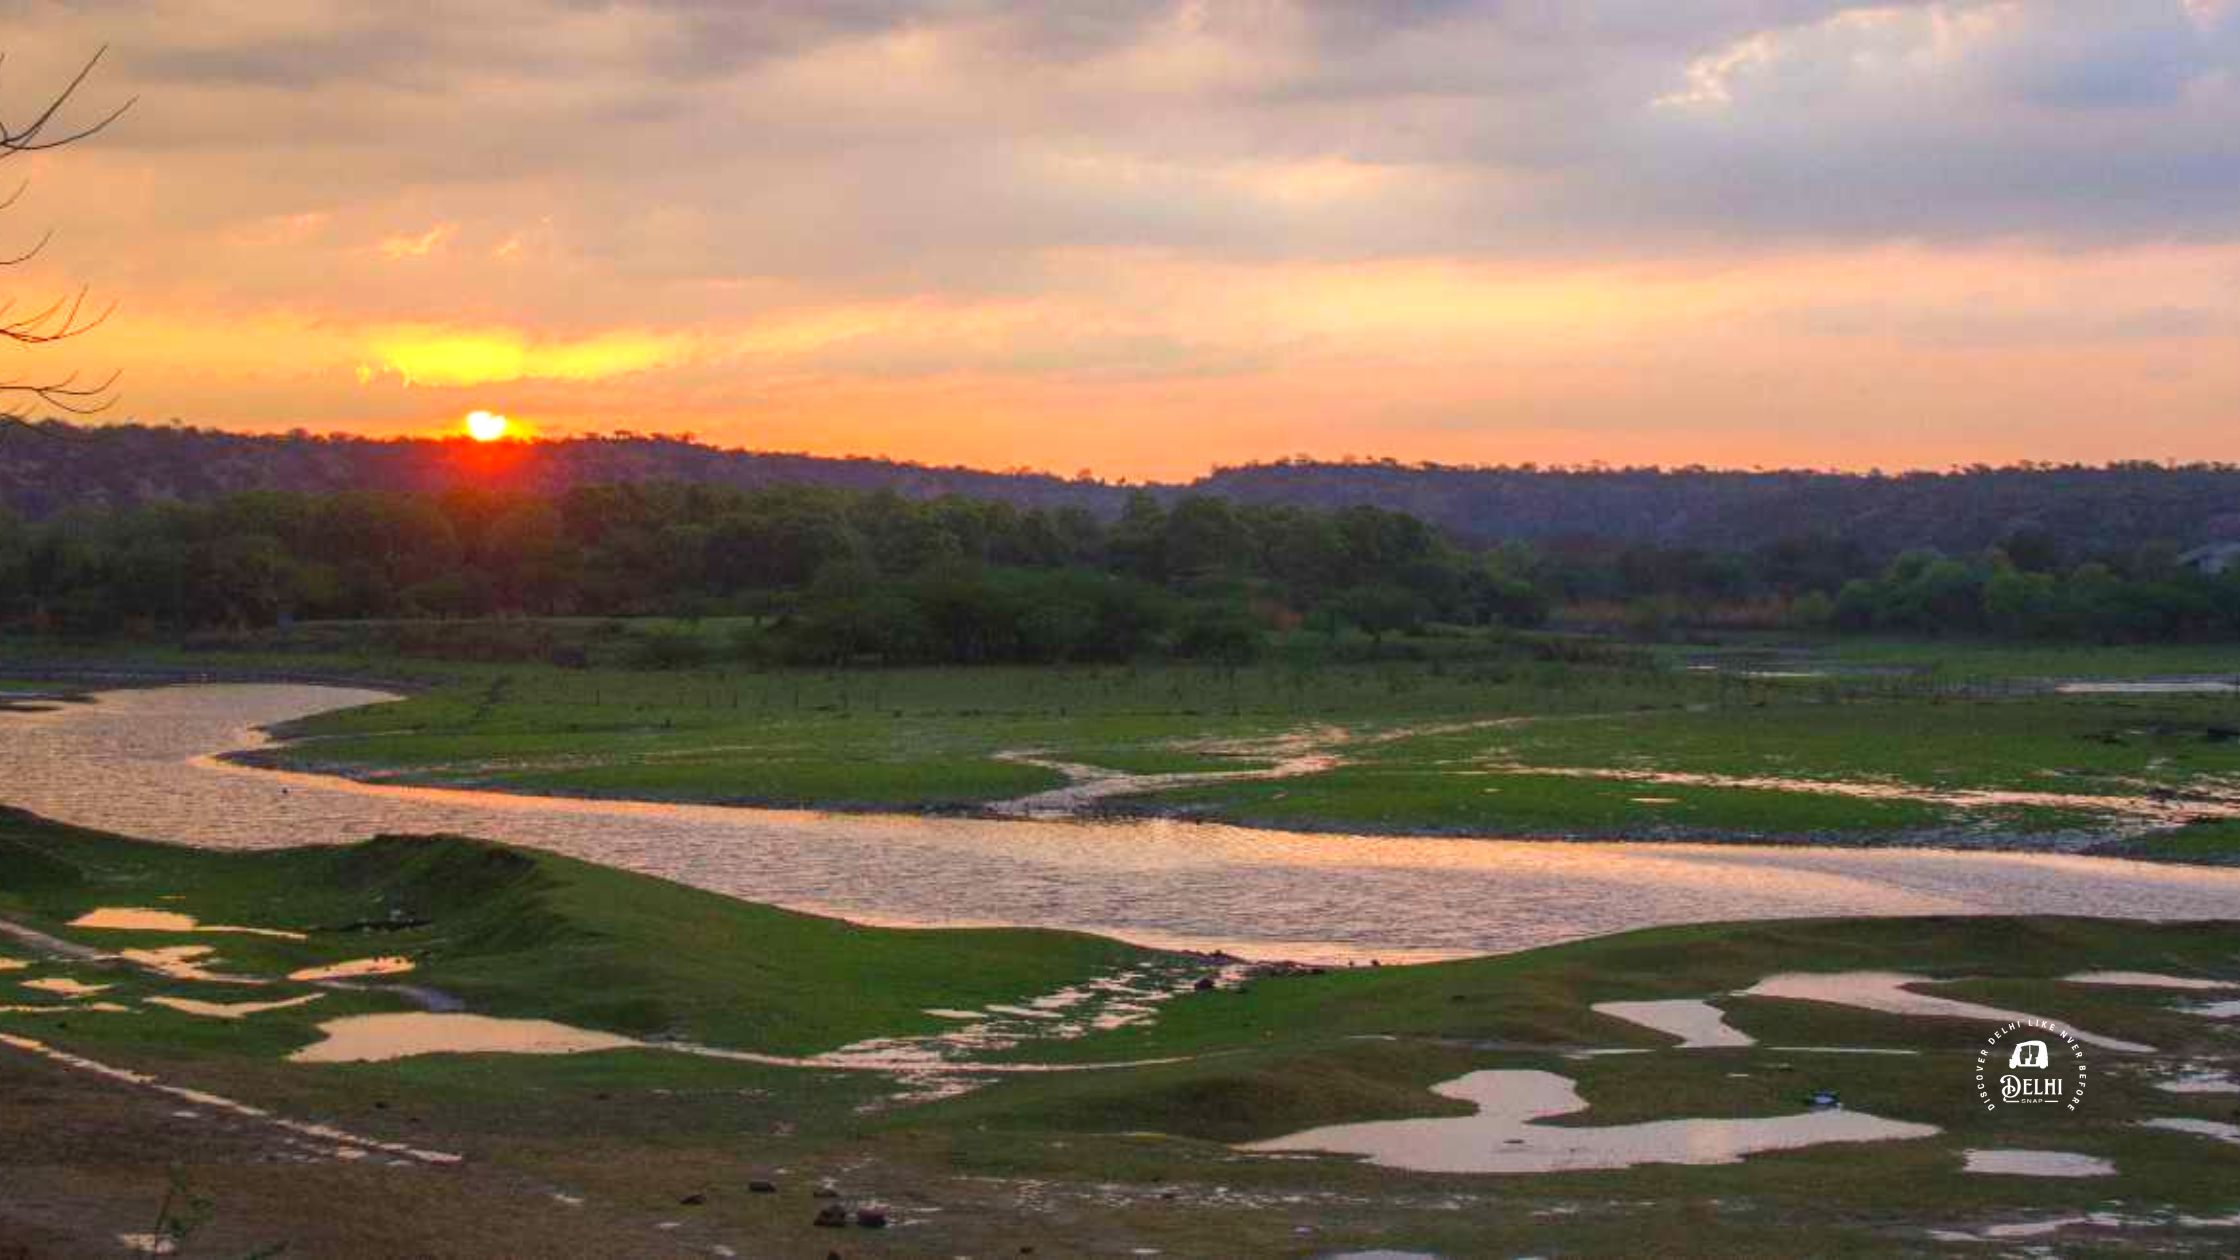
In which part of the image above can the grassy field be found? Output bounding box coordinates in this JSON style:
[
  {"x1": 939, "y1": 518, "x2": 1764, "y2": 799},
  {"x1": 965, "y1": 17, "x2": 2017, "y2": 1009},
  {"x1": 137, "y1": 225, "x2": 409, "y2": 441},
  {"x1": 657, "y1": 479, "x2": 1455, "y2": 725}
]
[
  {"x1": 1136, "y1": 694, "x2": 2240, "y2": 841},
  {"x1": 4, "y1": 811, "x2": 2239, "y2": 1256},
  {"x1": 8, "y1": 629, "x2": 2239, "y2": 849}
]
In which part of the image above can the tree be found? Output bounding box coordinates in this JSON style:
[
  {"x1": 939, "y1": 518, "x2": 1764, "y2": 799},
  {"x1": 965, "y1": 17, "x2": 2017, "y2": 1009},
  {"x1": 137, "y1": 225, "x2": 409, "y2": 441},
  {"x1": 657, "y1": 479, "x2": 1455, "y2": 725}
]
[{"x1": 2, "y1": 50, "x2": 131, "y2": 433}]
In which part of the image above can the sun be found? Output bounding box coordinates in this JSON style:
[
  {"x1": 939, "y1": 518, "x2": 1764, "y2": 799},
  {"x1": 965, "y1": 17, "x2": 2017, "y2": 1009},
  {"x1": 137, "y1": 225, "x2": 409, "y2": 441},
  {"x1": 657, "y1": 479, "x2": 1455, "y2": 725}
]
[{"x1": 464, "y1": 410, "x2": 511, "y2": 442}]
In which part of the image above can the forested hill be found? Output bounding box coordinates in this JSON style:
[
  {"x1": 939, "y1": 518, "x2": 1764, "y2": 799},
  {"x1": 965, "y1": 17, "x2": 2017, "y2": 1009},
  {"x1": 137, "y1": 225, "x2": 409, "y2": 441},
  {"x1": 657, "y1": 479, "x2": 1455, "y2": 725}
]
[
  {"x1": 1195, "y1": 461, "x2": 2240, "y2": 554},
  {"x1": 6, "y1": 422, "x2": 2239, "y2": 556},
  {"x1": 0, "y1": 423, "x2": 1121, "y2": 521}
]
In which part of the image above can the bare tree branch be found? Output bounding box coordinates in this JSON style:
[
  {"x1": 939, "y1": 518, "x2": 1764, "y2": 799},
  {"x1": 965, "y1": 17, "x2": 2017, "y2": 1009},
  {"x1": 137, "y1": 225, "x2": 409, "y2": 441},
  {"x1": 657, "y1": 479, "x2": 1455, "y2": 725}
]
[{"x1": 1, "y1": 47, "x2": 129, "y2": 438}]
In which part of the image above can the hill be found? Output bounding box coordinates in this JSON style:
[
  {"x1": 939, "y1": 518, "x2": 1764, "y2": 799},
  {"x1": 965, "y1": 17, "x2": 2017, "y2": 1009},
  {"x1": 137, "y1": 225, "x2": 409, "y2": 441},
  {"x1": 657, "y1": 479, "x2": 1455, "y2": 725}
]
[{"x1": 6, "y1": 421, "x2": 2240, "y2": 556}]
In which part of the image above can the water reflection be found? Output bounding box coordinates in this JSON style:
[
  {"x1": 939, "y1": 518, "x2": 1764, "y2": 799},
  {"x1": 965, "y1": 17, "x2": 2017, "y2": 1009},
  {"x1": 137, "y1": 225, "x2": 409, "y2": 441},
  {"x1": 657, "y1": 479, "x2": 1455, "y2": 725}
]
[{"x1": 5, "y1": 685, "x2": 2240, "y2": 964}]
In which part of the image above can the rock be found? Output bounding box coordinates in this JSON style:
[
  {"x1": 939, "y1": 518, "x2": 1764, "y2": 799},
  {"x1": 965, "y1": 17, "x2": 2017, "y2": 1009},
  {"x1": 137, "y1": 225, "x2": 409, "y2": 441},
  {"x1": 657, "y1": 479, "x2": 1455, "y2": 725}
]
[
  {"x1": 855, "y1": 1208, "x2": 888, "y2": 1229},
  {"x1": 812, "y1": 1183, "x2": 841, "y2": 1199},
  {"x1": 678, "y1": 1193, "x2": 706, "y2": 1206},
  {"x1": 1192, "y1": 977, "x2": 1217, "y2": 992},
  {"x1": 813, "y1": 1204, "x2": 850, "y2": 1228},
  {"x1": 747, "y1": 1179, "x2": 777, "y2": 1194}
]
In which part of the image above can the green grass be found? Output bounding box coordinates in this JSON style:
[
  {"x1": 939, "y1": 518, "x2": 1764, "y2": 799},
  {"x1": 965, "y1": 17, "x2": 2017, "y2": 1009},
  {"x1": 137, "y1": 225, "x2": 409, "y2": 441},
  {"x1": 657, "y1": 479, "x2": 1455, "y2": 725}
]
[
  {"x1": 2104, "y1": 819, "x2": 2240, "y2": 862},
  {"x1": 0, "y1": 807, "x2": 1143, "y2": 1055},
  {"x1": 1666, "y1": 634, "x2": 2240, "y2": 681},
  {"x1": 8, "y1": 811, "x2": 2240, "y2": 1256},
  {"x1": 235, "y1": 650, "x2": 1714, "y2": 812},
  {"x1": 1139, "y1": 767, "x2": 1964, "y2": 834},
  {"x1": 1347, "y1": 696, "x2": 2240, "y2": 793}
]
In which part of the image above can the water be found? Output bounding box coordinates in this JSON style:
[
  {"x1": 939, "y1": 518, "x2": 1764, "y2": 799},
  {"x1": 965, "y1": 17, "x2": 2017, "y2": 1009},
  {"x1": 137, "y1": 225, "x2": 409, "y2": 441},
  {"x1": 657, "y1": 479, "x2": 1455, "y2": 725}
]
[
  {"x1": 1242, "y1": 1069, "x2": 1939, "y2": 1172},
  {"x1": 5, "y1": 685, "x2": 2240, "y2": 964}
]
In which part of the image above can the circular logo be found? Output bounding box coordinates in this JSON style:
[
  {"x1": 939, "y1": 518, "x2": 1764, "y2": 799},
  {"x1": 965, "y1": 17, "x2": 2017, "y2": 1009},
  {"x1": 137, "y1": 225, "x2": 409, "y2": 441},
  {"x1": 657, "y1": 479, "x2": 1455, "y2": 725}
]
[{"x1": 1974, "y1": 1020, "x2": 2087, "y2": 1113}]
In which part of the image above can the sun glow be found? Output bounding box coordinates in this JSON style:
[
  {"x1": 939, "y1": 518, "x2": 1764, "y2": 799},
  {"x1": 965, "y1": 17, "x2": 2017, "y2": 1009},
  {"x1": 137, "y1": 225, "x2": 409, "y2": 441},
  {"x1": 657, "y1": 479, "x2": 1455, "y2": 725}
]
[{"x1": 464, "y1": 410, "x2": 511, "y2": 442}]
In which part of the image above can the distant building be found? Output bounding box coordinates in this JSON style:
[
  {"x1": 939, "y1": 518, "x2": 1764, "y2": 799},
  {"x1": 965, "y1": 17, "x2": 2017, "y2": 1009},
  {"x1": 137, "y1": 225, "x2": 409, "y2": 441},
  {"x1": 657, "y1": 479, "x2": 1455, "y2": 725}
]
[{"x1": 2179, "y1": 542, "x2": 2240, "y2": 575}]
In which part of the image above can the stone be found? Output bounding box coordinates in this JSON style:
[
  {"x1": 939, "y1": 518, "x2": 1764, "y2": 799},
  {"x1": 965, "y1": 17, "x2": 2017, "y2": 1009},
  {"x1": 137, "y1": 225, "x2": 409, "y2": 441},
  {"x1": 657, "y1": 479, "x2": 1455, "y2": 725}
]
[{"x1": 813, "y1": 1204, "x2": 850, "y2": 1228}]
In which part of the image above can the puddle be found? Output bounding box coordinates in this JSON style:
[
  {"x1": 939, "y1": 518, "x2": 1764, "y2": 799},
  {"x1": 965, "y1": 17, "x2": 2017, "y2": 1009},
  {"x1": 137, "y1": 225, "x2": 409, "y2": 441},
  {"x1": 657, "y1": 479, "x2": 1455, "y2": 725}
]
[
  {"x1": 118, "y1": 945, "x2": 268, "y2": 985},
  {"x1": 1737, "y1": 972, "x2": 2154, "y2": 1052},
  {"x1": 1962, "y1": 1149, "x2": 2115, "y2": 1177},
  {"x1": 21, "y1": 977, "x2": 113, "y2": 997},
  {"x1": 289, "y1": 956, "x2": 415, "y2": 982},
  {"x1": 2141, "y1": 1117, "x2": 2240, "y2": 1146},
  {"x1": 0, "y1": 1002, "x2": 131, "y2": 1014},
  {"x1": 69, "y1": 907, "x2": 307, "y2": 940},
  {"x1": 0, "y1": 1031, "x2": 461, "y2": 1164},
  {"x1": 289, "y1": 1013, "x2": 639, "y2": 1063},
  {"x1": 1240, "y1": 1069, "x2": 1937, "y2": 1173},
  {"x1": 2153, "y1": 1068, "x2": 2239, "y2": 1094},
  {"x1": 2190, "y1": 1000, "x2": 2240, "y2": 1019},
  {"x1": 2055, "y1": 680, "x2": 2240, "y2": 695},
  {"x1": 2064, "y1": 971, "x2": 2236, "y2": 991},
  {"x1": 0, "y1": 958, "x2": 27, "y2": 972},
  {"x1": 1590, "y1": 999, "x2": 1755, "y2": 1048},
  {"x1": 1933, "y1": 1209, "x2": 2240, "y2": 1242},
  {"x1": 149, "y1": 994, "x2": 325, "y2": 1021}
]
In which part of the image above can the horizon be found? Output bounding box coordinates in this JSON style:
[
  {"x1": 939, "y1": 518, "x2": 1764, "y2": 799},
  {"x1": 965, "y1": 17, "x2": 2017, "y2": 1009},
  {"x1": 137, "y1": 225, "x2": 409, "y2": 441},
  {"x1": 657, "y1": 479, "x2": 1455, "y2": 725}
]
[
  {"x1": 2, "y1": 3, "x2": 2236, "y2": 478},
  {"x1": 27, "y1": 418, "x2": 2240, "y2": 486}
]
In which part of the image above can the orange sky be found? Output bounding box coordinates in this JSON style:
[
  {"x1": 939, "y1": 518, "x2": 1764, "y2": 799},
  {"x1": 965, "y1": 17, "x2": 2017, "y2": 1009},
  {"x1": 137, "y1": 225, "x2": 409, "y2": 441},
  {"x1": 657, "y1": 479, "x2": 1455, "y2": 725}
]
[{"x1": 4, "y1": 2, "x2": 2237, "y2": 478}]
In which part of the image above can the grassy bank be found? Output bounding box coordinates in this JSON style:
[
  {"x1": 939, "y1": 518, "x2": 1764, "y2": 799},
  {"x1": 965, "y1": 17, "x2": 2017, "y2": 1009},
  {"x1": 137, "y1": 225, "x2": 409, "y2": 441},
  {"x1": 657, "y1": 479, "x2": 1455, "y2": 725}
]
[{"x1": 5, "y1": 811, "x2": 2240, "y2": 1256}]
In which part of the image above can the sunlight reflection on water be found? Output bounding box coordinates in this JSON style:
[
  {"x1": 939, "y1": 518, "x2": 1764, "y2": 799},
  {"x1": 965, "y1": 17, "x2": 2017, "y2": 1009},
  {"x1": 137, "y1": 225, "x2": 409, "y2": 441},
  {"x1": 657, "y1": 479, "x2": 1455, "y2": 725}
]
[{"x1": 5, "y1": 685, "x2": 2239, "y2": 964}]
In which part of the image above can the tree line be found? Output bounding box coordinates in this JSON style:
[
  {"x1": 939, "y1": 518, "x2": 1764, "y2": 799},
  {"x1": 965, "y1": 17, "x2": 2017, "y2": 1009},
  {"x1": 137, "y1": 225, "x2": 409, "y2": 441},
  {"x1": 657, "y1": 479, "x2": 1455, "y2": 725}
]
[
  {"x1": 1524, "y1": 530, "x2": 2240, "y2": 643},
  {"x1": 0, "y1": 484, "x2": 1544, "y2": 664},
  {"x1": 5, "y1": 485, "x2": 2235, "y2": 661}
]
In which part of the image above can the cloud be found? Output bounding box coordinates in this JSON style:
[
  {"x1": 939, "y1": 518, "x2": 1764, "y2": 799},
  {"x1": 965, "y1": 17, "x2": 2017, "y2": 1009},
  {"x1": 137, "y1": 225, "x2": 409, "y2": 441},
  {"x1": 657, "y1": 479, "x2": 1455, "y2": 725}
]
[
  {"x1": 377, "y1": 224, "x2": 454, "y2": 261},
  {"x1": 0, "y1": 1, "x2": 2234, "y2": 473}
]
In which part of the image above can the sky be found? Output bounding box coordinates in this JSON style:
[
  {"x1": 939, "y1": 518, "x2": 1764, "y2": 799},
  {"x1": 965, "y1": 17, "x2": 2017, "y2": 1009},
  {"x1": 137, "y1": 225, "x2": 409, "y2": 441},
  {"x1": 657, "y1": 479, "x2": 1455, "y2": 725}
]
[{"x1": 1, "y1": 0, "x2": 2236, "y2": 479}]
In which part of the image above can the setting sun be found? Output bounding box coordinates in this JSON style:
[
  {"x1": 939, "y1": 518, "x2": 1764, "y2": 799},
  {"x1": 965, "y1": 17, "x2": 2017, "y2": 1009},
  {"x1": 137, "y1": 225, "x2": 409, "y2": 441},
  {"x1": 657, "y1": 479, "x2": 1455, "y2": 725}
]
[{"x1": 464, "y1": 410, "x2": 511, "y2": 442}]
